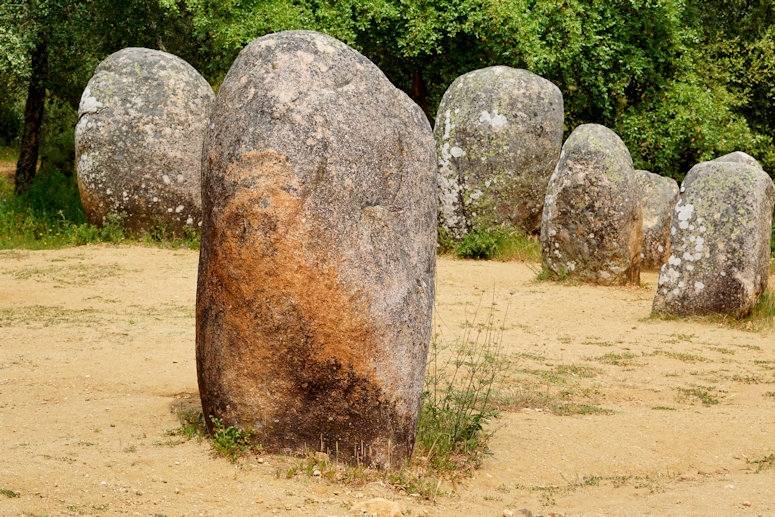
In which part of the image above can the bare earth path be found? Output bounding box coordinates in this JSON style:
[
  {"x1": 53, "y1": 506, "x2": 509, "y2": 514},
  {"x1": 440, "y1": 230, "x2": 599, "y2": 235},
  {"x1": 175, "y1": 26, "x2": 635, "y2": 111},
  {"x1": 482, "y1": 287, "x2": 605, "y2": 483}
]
[{"x1": 1, "y1": 246, "x2": 774, "y2": 516}]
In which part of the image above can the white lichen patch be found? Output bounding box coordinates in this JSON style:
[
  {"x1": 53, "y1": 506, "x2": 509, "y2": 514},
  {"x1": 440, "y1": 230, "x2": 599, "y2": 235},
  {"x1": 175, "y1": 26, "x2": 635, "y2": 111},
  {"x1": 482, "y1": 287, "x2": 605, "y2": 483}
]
[
  {"x1": 478, "y1": 109, "x2": 508, "y2": 132},
  {"x1": 79, "y1": 86, "x2": 104, "y2": 114}
]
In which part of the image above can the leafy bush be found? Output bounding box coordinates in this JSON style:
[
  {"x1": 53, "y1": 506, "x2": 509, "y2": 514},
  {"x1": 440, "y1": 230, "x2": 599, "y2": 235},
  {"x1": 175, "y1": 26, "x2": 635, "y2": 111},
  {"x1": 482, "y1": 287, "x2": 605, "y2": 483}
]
[
  {"x1": 454, "y1": 227, "x2": 540, "y2": 262},
  {"x1": 455, "y1": 228, "x2": 504, "y2": 260},
  {"x1": 617, "y1": 68, "x2": 768, "y2": 180}
]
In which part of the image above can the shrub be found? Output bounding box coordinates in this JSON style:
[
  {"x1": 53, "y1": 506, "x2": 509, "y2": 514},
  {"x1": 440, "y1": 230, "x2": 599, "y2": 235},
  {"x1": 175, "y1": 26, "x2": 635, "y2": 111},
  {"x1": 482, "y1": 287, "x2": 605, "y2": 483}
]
[{"x1": 416, "y1": 298, "x2": 506, "y2": 474}]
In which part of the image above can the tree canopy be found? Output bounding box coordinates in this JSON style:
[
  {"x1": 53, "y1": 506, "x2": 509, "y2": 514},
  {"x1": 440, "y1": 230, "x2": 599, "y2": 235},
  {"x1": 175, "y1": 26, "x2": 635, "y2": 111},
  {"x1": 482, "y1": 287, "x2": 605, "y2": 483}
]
[{"x1": 2, "y1": 0, "x2": 774, "y2": 191}]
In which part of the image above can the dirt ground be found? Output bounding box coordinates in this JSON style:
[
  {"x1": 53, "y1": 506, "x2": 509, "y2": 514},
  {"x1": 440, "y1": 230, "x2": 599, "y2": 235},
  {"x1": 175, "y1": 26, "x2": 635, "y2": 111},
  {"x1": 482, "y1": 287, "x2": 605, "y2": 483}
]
[{"x1": 1, "y1": 245, "x2": 774, "y2": 516}]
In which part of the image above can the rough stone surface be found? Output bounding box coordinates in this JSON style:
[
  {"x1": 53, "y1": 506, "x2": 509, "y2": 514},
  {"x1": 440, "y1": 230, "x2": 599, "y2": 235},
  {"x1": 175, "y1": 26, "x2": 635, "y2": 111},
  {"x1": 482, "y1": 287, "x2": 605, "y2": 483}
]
[
  {"x1": 634, "y1": 169, "x2": 679, "y2": 270},
  {"x1": 434, "y1": 66, "x2": 563, "y2": 237},
  {"x1": 75, "y1": 47, "x2": 214, "y2": 234},
  {"x1": 540, "y1": 124, "x2": 642, "y2": 285},
  {"x1": 652, "y1": 160, "x2": 775, "y2": 317},
  {"x1": 196, "y1": 31, "x2": 437, "y2": 468},
  {"x1": 713, "y1": 150, "x2": 764, "y2": 170}
]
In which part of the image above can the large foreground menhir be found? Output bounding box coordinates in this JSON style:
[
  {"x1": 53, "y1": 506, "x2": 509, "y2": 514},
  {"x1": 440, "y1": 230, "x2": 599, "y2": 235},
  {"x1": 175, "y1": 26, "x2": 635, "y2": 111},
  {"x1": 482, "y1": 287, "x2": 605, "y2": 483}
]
[{"x1": 196, "y1": 31, "x2": 438, "y2": 467}]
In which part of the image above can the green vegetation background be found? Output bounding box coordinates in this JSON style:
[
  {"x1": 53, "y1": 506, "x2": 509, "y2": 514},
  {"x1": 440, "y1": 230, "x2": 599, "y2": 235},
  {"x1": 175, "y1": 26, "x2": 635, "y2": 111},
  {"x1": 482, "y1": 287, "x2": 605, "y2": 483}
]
[{"x1": 1, "y1": 0, "x2": 775, "y2": 248}]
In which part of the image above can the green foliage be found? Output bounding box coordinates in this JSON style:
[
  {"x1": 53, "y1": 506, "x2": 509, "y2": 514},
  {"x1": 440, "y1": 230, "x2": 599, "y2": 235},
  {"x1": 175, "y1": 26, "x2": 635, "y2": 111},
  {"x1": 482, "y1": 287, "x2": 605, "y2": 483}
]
[
  {"x1": 0, "y1": 98, "x2": 22, "y2": 147},
  {"x1": 170, "y1": 409, "x2": 206, "y2": 441},
  {"x1": 0, "y1": 488, "x2": 19, "y2": 498},
  {"x1": 617, "y1": 66, "x2": 769, "y2": 180},
  {"x1": 454, "y1": 227, "x2": 539, "y2": 261},
  {"x1": 209, "y1": 416, "x2": 261, "y2": 461},
  {"x1": 455, "y1": 228, "x2": 504, "y2": 260},
  {"x1": 416, "y1": 299, "x2": 505, "y2": 474}
]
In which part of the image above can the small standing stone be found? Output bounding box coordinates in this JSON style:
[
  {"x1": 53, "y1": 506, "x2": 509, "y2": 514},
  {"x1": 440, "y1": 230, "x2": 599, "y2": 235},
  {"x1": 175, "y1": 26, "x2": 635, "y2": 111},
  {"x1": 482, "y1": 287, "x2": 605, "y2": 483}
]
[
  {"x1": 196, "y1": 31, "x2": 437, "y2": 468},
  {"x1": 434, "y1": 66, "x2": 564, "y2": 238},
  {"x1": 634, "y1": 169, "x2": 679, "y2": 270},
  {"x1": 540, "y1": 124, "x2": 642, "y2": 285},
  {"x1": 652, "y1": 159, "x2": 775, "y2": 317},
  {"x1": 75, "y1": 47, "x2": 213, "y2": 234}
]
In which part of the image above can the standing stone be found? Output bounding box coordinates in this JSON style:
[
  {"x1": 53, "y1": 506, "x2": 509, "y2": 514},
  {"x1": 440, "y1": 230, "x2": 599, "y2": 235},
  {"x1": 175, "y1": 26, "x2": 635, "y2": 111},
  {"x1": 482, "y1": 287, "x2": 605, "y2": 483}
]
[
  {"x1": 713, "y1": 150, "x2": 764, "y2": 170},
  {"x1": 652, "y1": 160, "x2": 775, "y2": 317},
  {"x1": 75, "y1": 47, "x2": 214, "y2": 234},
  {"x1": 540, "y1": 124, "x2": 642, "y2": 285},
  {"x1": 434, "y1": 66, "x2": 563, "y2": 238},
  {"x1": 196, "y1": 31, "x2": 437, "y2": 468},
  {"x1": 634, "y1": 169, "x2": 680, "y2": 270}
]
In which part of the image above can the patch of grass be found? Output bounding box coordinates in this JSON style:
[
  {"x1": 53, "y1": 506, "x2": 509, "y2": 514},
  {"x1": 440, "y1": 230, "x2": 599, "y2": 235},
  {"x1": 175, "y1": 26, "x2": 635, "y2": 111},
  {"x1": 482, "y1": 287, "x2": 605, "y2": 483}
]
[
  {"x1": 0, "y1": 305, "x2": 100, "y2": 327},
  {"x1": 707, "y1": 346, "x2": 735, "y2": 355},
  {"x1": 454, "y1": 227, "x2": 540, "y2": 261},
  {"x1": 744, "y1": 289, "x2": 775, "y2": 330},
  {"x1": 651, "y1": 349, "x2": 708, "y2": 363},
  {"x1": 416, "y1": 298, "x2": 506, "y2": 475},
  {"x1": 173, "y1": 409, "x2": 206, "y2": 441},
  {"x1": 0, "y1": 169, "x2": 199, "y2": 250},
  {"x1": 0, "y1": 488, "x2": 19, "y2": 498},
  {"x1": 493, "y1": 364, "x2": 611, "y2": 416},
  {"x1": 764, "y1": 391, "x2": 775, "y2": 399},
  {"x1": 593, "y1": 352, "x2": 639, "y2": 366},
  {"x1": 210, "y1": 416, "x2": 262, "y2": 461},
  {"x1": 748, "y1": 453, "x2": 775, "y2": 473},
  {"x1": 651, "y1": 406, "x2": 676, "y2": 411},
  {"x1": 552, "y1": 403, "x2": 613, "y2": 416},
  {"x1": 676, "y1": 385, "x2": 723, "y2": 406},
  {"x1": 580, "y1": 338, "x2": 618, "y2": 347},
  {"x1": 535, "y1": 265, "x2": 573, "y2": 283},
  {"x1": 731, "y1": 374, "x2": 761, "y2": 384}
]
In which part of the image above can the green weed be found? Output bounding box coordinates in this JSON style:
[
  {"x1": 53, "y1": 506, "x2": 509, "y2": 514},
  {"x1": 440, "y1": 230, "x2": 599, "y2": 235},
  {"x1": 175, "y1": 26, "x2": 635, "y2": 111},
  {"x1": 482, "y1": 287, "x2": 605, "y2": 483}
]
[
  {"x1": 651, "y1": 350, "x2": 708, "y2": 363},
  {"x1": 0, "y1": 488, "x2": 19, "y2": 498},
  {"x1": 416, "y1": 297, "x2": 506, "y2": 476},
  {"x1": 676, "y1": 385, "x2": 723, "y2": 406},
  {"x1": 454, "y1": 227, "x2": 539, "y2": 261},
  {"x1": 748, "y1": 453, "x2": 775, "y2": 473},
  {"x1": 593, "y1": 352, "x2": 639, "y2": 366},
  {"x1": 210, "y1": 416, "x2": 261, "y2": 461}
]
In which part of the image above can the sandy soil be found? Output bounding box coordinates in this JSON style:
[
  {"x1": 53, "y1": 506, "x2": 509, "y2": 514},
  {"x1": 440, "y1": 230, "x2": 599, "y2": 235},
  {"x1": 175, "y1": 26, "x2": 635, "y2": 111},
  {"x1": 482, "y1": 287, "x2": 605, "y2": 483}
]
[{"x1": 1, "y1": 245, "x2": 774, "y2": 516}]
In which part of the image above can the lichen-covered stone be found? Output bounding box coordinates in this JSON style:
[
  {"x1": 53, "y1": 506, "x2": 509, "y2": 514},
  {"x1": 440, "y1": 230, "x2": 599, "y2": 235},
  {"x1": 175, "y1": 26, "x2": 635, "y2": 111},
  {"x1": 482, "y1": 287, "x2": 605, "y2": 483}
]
[
  {"x1": 75, "y1": 47, "x2": 214, "y2": 234},
  {"x1": 634, "y1": 169, "x2": 679, "y2": 270},
  {"x1": 713, "y1": 150, "x2": 764, "y2": 170},
  {"x1": 433, "y1": 66, "x2": 563, "y2": 237},
  {"x1": 540, "y1": 124, "x2": 642, "y2": 285},
  {"x1": 196, "y1": 31, "x2": 437, "y2": 467},
  {"x1": 652, "y1": 160, "x2": 775, "y2": 317}
]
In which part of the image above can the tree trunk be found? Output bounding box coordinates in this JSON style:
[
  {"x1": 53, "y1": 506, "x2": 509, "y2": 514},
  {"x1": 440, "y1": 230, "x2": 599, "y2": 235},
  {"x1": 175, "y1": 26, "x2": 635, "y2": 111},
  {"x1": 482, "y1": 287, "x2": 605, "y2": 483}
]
[
  {"x1": 411, "y1": 70, "x2": 430, "y2": 121},
  {"x1": 15, "y1": 41, "x2": 48, "y2": 195}
]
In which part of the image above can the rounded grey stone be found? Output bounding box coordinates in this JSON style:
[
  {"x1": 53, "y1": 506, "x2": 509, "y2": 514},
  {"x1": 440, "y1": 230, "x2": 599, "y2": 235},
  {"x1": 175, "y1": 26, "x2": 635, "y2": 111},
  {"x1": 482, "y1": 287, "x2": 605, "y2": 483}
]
[
  {"x1": 652, "y1": 160, "x2": 775, "y2": 317},
  {"x1": 196, "y1": 30, "x2": 437, "y2": 468},
  {"x1": 540, "y1": 124, "x2": 642, "y2": 285},
  {"x1": 634, "y1": 169, "x2": 679, "y2": 270},
  {"x1": 713, "y1": 151, "x2": 764, "y2": 171},
  {"x1": 75, "y1": 47, "x2": 214, "y2": 234},
  {"x1": 434, "y1": 66, "x2": 564, "y2": 237}
]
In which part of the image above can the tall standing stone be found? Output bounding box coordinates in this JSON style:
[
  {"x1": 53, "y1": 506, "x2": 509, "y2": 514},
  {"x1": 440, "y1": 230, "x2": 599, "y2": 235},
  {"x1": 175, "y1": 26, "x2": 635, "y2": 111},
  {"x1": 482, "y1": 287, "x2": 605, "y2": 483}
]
[
  {"x1": 434, "y1": 66, "x2": 564, "y2": 238},
  {"x1": 634, "y1": 169, "x2": 680, "y2": 270},
  {"x1": 196, "y1": 31, "x2": 437, "y2": 467},
  {"x1": 75, "y1": 48, "x2": 214, "y2": 234},
  {"x1": 540, "y1": 124, "x2": 642, "y2": 285},
  {"x1": 652, "y1": 160, "x2": 775, "y2": 317}
]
